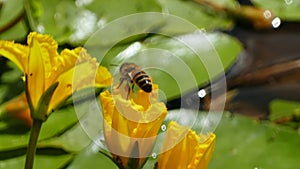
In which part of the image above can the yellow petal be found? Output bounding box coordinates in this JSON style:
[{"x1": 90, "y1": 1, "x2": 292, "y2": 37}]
[
  {"x1": 190, "y1": 133, "x2": 216, "y2": 169},
  {"x1": 0, "y1": 41, "x2": 29, "y2": 72},
  {"x1": 133, "y1": 84, "x2": 159, "y2": 110},
  {"x1": 59, "y1": 47, "x2": 112, "y2": 89},
  {"x1": 100, "y1": 87, "x2": 167, "y2": 168},
  {"x1": 157, "y1": 121, "x2": 216, "y2": 169},
  {"x1": 95, "y1": 66, "x2": 113, "y2": 88},
  {"x1": 51, "y1": 47, "x2": 80, "y2": 81},
  {"x1": 157, "y1": 121, "x2": 189, "y2": 169},
  {"x1": 27, "y1": 37, "x2": 45, "y2": 109},
  {"x1": 28, "y1": 33, "x2": 59, "y2": 83},
  {"x1": 27, "y1": 32, "x2": 58, "y2": 67},
  {"x1": 47, "y1": 49, "x2": 111, "y2": 112}
]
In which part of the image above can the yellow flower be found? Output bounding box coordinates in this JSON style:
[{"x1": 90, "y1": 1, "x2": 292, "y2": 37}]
[
  {"x1": 100, "y1": 84, "x2": 167, "y2": 168},
  {"x1": 0, "y1": 93, "x2": 32, "y2": 127},
  {"x1": 157, "y1": 121, "x2": 216, "y2": 169},
  {"x1": 0, "y1": 32, "x2": 112, "y2": 117}
]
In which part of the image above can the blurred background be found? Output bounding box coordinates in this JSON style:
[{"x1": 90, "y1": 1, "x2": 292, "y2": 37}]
[{"x1": 0, "y1": 0, "x2": 299, "y2": 168}]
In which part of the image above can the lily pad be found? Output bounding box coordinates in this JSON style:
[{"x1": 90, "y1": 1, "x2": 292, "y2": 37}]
[
  {"x1": 106, "y1": 32, "x2": 241, "y2": 100},
  {"x1": 209, "y1": 113, "x2": 300, "y2": 169},
  {"x1": 24, "y1": 0, "x2": 239, "y2": 45},
  {"x1": 0, "y1": 154, "x2": 73, "y2": 169},
  {"x1": 0, "y1": 107, "x2": 78, "y2": 151},
  {"x1": 66, "y1": 144, "x2": 118, "y2": 169},
  {"x1": 0, "y1": 0, "x2": 27, "y2": 40},
  {"x1": 252, "y1": 0, "x2": 300, "y2": 21}
]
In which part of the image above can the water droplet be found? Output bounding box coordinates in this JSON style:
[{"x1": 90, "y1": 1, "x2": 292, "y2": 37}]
[
  {"x1": 197, "y1": 28, "x2": 206, "y2": 34},
  {"x1": 75, "y1": 0, "x2": 93, "y2": 7},
  {"x1": 253, "y1": 166, "x2": 262, "y2": 169},
  {"x1": 263, "y1": 10, "x2": 272, "y2": 19},
  {"x1": 70, "y1": 10, "x2": 97, "y2": 42},
  {"x1": 161, "y1": 124, "x2": 167, "y2": 131},
  {"x1": 151, "y1": 152, "x2": 157, "y2": 159},
  {"x1": 97, "y1": 19, "x2": 107, "y2": 28},
  {"x1": 197, "y1": 89, "x2": 206, "y2": 98},
  {"x1": 36, "y1": 24, "x2": 45, "y2": 33},
  {"x1": 272, "y1": 17, "x2": 281, "y2": 28},
  {"x1": 285, "y1": 0, "x2": 293, "y2": 5}
]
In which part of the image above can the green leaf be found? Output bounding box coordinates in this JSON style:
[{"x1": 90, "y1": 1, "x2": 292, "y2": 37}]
[
  {"x1": 109, "y1": 32, "x2": 241, "y2": 100},
  {"x1": 0, "y1": 107, "x2": 78, "y2": 151},
  {"x1": 209, "y1": 113, "x2": 300, "y2": 169},
  {"x1": 24, "y1": 0, "x2": 162, "y2": 44},
  {"x1": 269, "y1": 99, "x2": 300, "y2": 129},
  {"x1": 39, "y1": 122, "x2": 92, "y2": 152},
  {"x1": 270, "y1": 99, "x2": 300, "y2": 121},
  {"x1": 33, "y1": 82, "x2": 59, "y2": 121},
  {"x1": 160, "y1": 110, "x2": 300, "y2": 169},
  {"x1": 24, "y1": 0, "x2": 240, "y2": 45},
  {"x1": 0, "y1": 0, "x2": 27, "y2": 40},
  {"x1": 252, "y1": 0, "x2": 300, "y2": 21},
  {"x1": 66, "y1": 144, "x2": 118, "y2": 169},
  {"x1": 158, "y1": 0, "x2": 233, "y2": 31},
  {"x1": 0, "y1": 154, "x2": 73, "y2": 169}
]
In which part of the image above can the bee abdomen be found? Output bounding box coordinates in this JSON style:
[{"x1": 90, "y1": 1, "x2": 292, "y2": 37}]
[{"x1": 134, "y1": 71, "x2": 152, "y2": 93}]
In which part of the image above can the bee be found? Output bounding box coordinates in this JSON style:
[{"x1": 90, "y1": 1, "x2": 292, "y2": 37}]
[{"x1": 117, "y1": 63, "x2": 152, "y2": 97}]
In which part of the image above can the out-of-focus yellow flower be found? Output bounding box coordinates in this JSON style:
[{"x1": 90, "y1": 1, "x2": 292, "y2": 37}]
[
  {"x1": 100, "y1": 84, "x2": 167, "y2": 169},
  {"x1": 157, "y1": 121, "x2": 216, "y2": 169},
  {"x1": 0, "y1": 32, "x2": 112, "y2": 116},
  {"x1": 0, "y1": 93, "x2": 32, "y2": 127}
]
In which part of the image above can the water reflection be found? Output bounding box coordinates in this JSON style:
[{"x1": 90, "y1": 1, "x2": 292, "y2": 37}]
[
  {"x1": 75, "y1": 0, "x2": 93, "y2": 7},
  {"x1": 263, "y1": 10, "x2": 272, "y2": 19},
  {"x1": 271, "y1": 17, "x2": 281, "y2": 28},
  {"x1": 285, "y1": 0, "x2": 293, "y2": 5},
  {"x1": 70, "y1": 10, "x2": 97, "y2": 42}
]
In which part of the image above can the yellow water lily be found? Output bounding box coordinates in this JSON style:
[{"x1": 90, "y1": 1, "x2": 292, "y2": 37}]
[
  {"x1": 157, "y1": 121, "x2": 216, "y2": 169},
  {"x1": 0, "y1": 32, "x2": 112, "y2": 117},
  {"x1": 100, "y1": 84, "x2": 167, "y2": 168}
]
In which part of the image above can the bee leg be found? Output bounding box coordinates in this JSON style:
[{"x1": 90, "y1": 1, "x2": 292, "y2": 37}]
[
  {"x1": 117, "y1": 79, "x2": 125, "y2": 89},
  {"x1": 131, "y1": 84, "x2": 135, "y2": 92},
  {"x1": 126, "y1": 83, "x2": 131, "y2": 99},
  {"x1": 125, "y1": 84, "x2": 135, "y2": 99}
]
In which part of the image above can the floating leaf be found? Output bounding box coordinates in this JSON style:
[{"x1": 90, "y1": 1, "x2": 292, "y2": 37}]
[
  {"x1": 252, "y1": 0, "x2": 300, "y2": 21},
  {"x1": 107, "y1": 32, "x2": 241, "y2": 100},
  {"x1": 0, "y1": 154, "x2": 73, "y2": 169},
  {"x1": 66, "y1": 144, "x2": 118, "y2": 169},
  {"x1": 209, "y1": 113, "x2": 300, "y2": 169}
]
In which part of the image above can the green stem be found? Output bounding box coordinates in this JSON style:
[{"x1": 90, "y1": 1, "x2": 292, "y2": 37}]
[{"x1": 25, "y1": 119, "x2": 43, "y2": 169}]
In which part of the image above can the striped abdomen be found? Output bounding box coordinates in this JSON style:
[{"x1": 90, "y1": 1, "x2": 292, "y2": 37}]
[{"x1": 133, "y1": 71, "x2": 152, "y2": 93}]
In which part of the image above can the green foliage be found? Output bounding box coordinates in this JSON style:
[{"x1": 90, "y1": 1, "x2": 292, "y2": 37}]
[
  {"x1": 0, "y1": 154, "x2": 73, "y2": 169},
  {"x1": 270, "y1": 99, "x2": 300, "y2": 129},
  {"x1": 0, "y1": 0, "x2": 27, "y2": 40},
  {"x1": 107, "y1": 32, "x2": 241, "y2": 100},
  {"x1": 252, "y1": 0, "x2": 300, "y2": 21},
  {"x1": 67, "y1": 146, "x2": 118, "y2": 169},
  {"x1": 0, "y1": 0, "x2": 300, "y2": 169},
  {"x1": 209, "y1": 113, "x2": 300, "y2": 169}
]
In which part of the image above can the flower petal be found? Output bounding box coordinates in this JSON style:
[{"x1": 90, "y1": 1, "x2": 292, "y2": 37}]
[
  {"x1": 157, "y1": 121, "x2": 216, "y2": 169},
  {"x1": 49, "y1": 47, "x2": 111, "y2": 114},
  {"x1": 27, "y1": 37, "x2": 45, "y2": 109},
  {"x1": 190, "y1": 133, "x2": 216, "y2": 169},
  {"x1": 28, "y1": 33, "x2": 59, "y2": 85},
  {"x1": 0, "y1": 41, "x2": 29, "y2": 72},
  {"x1": 157, "y1": 121, "x2": 189, "y2": 169},
  {"x1": 133, "y1": 84, "x2": 159, "y2": 110},
  {"x1": 100, "y1": 87, "x2": 167, "y2": 168},
  {"x1": 95, "y1": 66, "x2": 113, "y2": 88}
]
